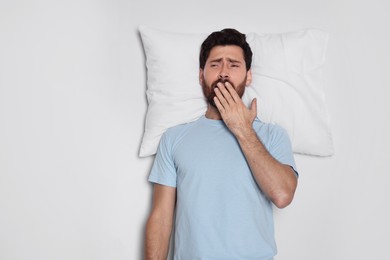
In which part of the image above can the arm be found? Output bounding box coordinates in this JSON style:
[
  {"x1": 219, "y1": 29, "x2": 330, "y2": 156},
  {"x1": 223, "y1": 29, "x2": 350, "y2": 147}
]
[
  {"x1": 234, "y1": 127, "x2": 297, "y2": 208},
  {"x1": 214, "y1": 82, "x2": 297, "y2": 208},
  {"x1": 144, "y1": 184, "x2": 176, "y2": 260}
]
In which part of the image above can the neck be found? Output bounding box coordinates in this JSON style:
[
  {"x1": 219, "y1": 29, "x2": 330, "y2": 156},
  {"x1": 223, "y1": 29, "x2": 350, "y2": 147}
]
[{"x1": 205, "y1": 104, "x2": 222, "y2": 120}]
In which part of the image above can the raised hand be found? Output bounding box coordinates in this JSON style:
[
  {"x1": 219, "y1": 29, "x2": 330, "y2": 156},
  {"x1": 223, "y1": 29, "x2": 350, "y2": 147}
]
[{"x1": 213, "y1": 81, "x2": 257, "y2": 138}]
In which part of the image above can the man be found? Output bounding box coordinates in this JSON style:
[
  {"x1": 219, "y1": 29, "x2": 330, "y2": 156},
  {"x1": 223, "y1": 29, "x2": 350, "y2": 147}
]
[{"x1": 144, "y1": 29, "x2": 298, "y2": 260}]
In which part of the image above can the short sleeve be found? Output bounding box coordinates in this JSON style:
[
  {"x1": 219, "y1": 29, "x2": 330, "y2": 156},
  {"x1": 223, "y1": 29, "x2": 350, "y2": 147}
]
[
  {"x1": 269, "y1": 126, "x2": 299, "y2": 177},
  {"x1": 148, "y1": 132, "x2": 177, "y2": 187}
]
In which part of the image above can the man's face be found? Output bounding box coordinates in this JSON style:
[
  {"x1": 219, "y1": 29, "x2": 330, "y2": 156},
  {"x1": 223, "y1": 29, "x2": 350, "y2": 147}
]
[{"x1": 199, "y1": 45, "x2": 252, "y2": 107}]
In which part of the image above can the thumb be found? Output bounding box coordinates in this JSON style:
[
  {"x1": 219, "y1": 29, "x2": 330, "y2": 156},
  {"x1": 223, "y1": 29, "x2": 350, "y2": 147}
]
[{"x1": 250, "y1": 98, "x2": 258, "y2": 118}]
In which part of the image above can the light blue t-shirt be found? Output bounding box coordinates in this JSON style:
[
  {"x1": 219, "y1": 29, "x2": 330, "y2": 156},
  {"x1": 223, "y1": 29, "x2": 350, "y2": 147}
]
[{"x1": 149, "y1": 116, "x2": 297, "y2": 260}]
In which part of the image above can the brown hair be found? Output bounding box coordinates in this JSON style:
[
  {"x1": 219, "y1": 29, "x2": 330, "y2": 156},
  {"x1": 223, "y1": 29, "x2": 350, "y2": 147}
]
[{"x1": 199, "y1": 28, "x2": 252, "y2": 71}]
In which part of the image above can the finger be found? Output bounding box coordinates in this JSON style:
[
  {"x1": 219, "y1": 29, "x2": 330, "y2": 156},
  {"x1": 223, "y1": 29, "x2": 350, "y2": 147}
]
[
  {"x1": 214, "y1": 86, "x2": 229, "y2": 109},
  {"x1": 213, "y1": 96, "x2": 225, "y2": 113},
  {"x1": 250, "y1": 98, "x2": 258, "y2": 118},
  {"x1": 216, "y1": 82, "x2": 235, "y2": 104},
  {"x1": 223, "y1": 81, "x2": 241, "y2": 103}
]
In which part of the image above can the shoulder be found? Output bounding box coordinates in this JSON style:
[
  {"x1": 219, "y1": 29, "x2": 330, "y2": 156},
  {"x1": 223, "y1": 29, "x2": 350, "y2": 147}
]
[
  {"x1": 164, "y1": 118, "x2": 200, "y2": 137},
  {"x1": 160, "y1": 117, "x2": 202, "y2": 146},
  {"x1": 253, "y1": 117, "x2": 288, "y2": 139},
  {"x1": 252, "y1": 117, "x2": 292, "y2": 151},
  {"x1": 254, "y1": 118, "x2": 297, "y2": 173}
]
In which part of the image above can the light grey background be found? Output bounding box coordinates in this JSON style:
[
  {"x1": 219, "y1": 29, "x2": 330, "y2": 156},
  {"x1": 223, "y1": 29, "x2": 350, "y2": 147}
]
[{"x1": 1, "y1": 0, "x2": 389, "y2": 259}]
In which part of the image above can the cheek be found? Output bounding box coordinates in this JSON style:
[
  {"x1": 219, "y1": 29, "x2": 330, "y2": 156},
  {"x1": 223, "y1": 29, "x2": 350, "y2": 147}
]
[{"x1": 203, "y1": 71, "x2": 219, "y2": 84}]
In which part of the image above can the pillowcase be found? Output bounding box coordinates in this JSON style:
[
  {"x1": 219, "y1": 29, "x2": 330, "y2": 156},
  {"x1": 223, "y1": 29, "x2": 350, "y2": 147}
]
[{"x1": 138, "y1": 26, "x2": 333, "y2": 157}]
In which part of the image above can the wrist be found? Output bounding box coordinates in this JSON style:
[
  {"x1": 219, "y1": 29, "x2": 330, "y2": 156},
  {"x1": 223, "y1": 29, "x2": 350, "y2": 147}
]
[{"x1": 234, "y1": 126, "x2": 256, "y2": 141}]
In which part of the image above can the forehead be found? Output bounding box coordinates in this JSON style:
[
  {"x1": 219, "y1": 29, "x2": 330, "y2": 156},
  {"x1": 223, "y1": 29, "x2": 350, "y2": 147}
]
[{"x1": 207, "y1": 45, "x2": 245, "y2": 62}]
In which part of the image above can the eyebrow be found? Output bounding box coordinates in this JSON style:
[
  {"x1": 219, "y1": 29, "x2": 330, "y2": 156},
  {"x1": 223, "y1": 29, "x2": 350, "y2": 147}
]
[{"x1": 209, "y1": 58, "x2": 242, "y2": 64}]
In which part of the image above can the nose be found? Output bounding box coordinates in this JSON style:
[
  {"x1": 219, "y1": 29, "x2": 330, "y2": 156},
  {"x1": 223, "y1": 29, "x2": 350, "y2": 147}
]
[{"x1": 218, "y1": 66, "x2": 229, "y2": 80}]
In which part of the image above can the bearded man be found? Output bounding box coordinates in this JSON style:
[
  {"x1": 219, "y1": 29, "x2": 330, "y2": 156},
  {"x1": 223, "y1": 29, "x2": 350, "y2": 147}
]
[{"x1": 144, "y1": 28, "x2": 298, "y2": 260}]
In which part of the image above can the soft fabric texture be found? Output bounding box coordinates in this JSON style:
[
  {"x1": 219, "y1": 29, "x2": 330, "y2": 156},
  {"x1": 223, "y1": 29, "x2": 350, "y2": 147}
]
[
  {"x1": 149, "y1": 116, "x2": 297, "y2": 259},
  {"x1": 139, "y1": 26, "x2": 333, "y2": 157}
]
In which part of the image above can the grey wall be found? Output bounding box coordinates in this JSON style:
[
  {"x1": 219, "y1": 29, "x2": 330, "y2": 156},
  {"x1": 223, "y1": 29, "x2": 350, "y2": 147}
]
[{"x1": 1, "y1": 0, "x2": 389, "y2": 259}]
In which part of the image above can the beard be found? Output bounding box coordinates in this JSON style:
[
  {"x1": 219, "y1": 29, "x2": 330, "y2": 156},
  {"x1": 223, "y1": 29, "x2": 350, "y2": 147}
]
[{"x1": 201, "y1": 77, "x2": 247, "y2": 108}]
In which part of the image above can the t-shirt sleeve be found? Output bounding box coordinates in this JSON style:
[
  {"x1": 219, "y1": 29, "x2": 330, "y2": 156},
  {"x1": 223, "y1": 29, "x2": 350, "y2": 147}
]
[
  {"x1": 148, "y1": 132, "x2": 177, "y2": 187},
  {"x1": 269, "y1": 126, "x2": 299, "y2": 177}
]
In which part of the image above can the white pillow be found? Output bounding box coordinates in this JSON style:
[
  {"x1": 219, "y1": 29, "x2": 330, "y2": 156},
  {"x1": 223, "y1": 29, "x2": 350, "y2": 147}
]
[{"x1": 139, "y1": 26, "x2": 333, "y2": 157}]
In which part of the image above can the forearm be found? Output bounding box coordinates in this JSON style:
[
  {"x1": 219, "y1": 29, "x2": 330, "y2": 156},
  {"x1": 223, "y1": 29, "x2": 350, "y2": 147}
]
[
  {"x1": 144, "y1": 214, "x2": 172, "y2": 260},
  {"x1": 211, "y1": 83, "x2": 297, "y2": 207},
  {"x1": 236, "y1": 128, "x2": 297, "y2": 208}
]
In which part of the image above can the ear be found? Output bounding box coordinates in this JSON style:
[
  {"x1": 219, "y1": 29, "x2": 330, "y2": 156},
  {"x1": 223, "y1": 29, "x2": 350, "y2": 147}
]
[
  {"x1": 199, "y1": 69, "x2": 204, "y2": 85},
  {"x1": 245, "y1": 69, "x2": 252, "y2": 86}
]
